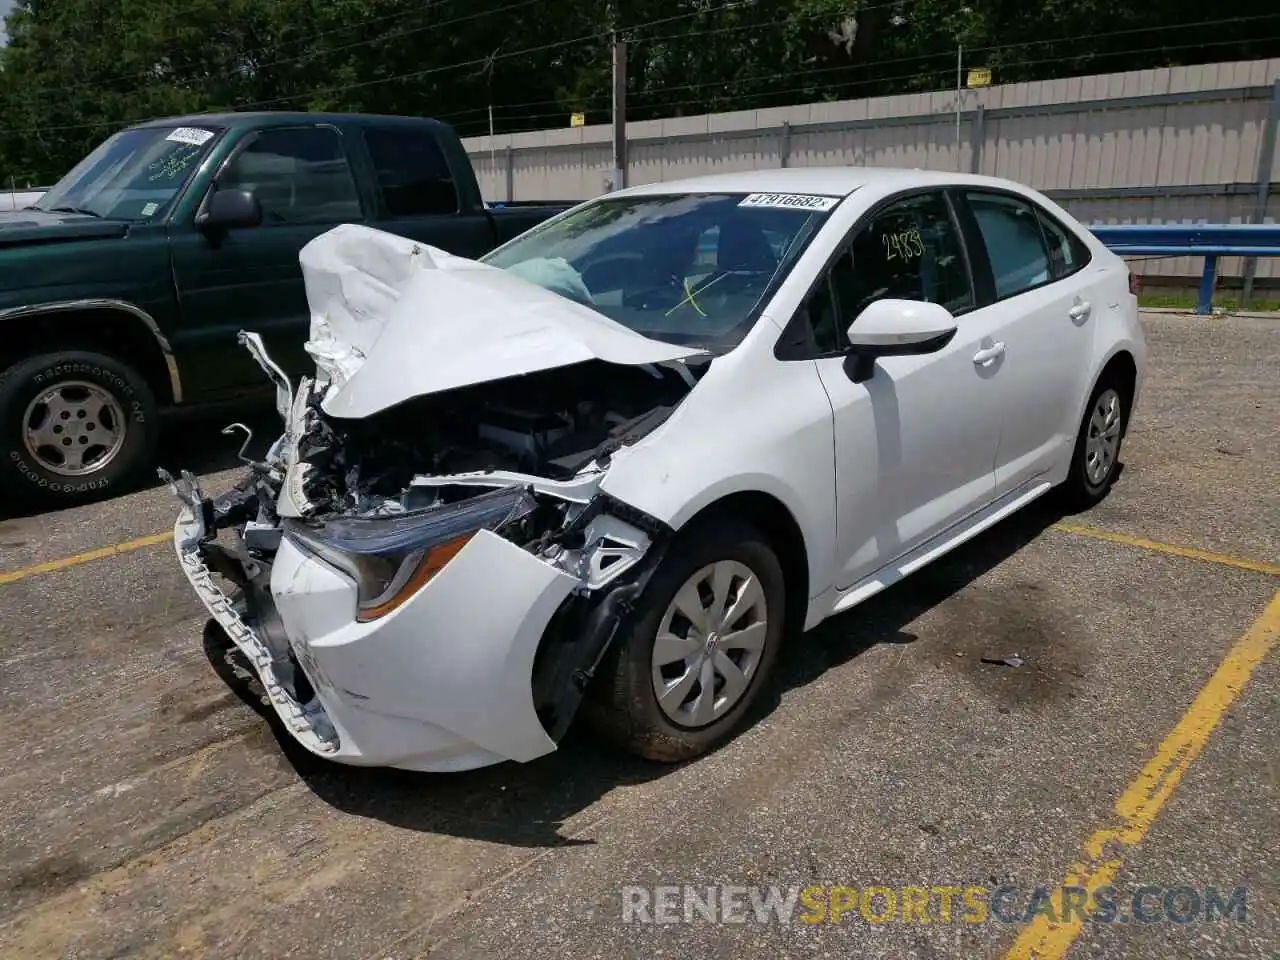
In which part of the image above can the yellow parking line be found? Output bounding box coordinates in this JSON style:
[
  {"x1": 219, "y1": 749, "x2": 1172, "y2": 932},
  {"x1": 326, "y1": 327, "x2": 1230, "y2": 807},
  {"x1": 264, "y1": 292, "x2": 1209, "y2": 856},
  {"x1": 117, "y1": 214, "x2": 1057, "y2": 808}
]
[
  {"x1": 0, "y1": 531, "x2": 173, "y2": 585},
  {"x1": 0, "y1": 519, "x2": 1274, "y2": 589},
  {"x1": 1051, "y1": 522, "x2": 1280, "y2": 577},
  {"x1": 1003, "y1": 589, "x2": 1280, "y2": 960}
]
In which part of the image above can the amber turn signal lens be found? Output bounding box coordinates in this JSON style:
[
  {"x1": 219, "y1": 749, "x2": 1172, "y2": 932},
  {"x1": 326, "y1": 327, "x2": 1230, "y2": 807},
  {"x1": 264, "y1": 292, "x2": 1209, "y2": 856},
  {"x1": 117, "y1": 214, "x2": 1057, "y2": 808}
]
[{"x1": 355, "y1": 533, "x2": 474, "y2": 622}]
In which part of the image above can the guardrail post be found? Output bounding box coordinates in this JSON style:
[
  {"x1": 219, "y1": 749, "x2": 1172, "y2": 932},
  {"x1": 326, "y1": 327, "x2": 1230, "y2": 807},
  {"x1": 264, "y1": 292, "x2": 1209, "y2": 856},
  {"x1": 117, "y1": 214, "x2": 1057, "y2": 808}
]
[
  {"x1": 504, "y1": 146, "x2": 514, "y2": 202},
  {"x1": 1197, "y1": 255, "x2": 1219, "y2": 315},
  {"x1": 1242, "y1": 79, "x2": 1280, "y2": 305},
  {"x1": 779, "y1": 122, "x2": 792, "y2": 168}
]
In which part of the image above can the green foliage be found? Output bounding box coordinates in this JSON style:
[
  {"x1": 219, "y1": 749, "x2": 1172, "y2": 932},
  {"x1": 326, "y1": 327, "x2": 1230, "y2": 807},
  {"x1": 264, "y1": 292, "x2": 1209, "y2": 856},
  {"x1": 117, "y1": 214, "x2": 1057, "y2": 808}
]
[{"x1": 1, "y1": 0, "x2": 1277, "y2": 184}]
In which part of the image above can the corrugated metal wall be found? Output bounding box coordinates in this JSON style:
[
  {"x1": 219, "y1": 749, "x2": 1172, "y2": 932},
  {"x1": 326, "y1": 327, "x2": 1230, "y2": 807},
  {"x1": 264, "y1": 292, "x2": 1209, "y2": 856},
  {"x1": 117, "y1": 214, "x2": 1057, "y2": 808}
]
[{"x1": 464, "y1": 57, "x2": 1280, "y2": 285}]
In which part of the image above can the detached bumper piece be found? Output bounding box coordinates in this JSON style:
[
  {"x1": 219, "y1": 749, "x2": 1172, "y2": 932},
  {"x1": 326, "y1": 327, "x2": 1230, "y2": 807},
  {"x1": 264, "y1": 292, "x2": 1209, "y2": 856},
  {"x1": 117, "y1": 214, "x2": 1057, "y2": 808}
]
[
  {"x1": 167, "y1": 470, "x2": 339, "y2": 756},
  {"x1": 178, "y1": 528, "x2": 340, "y2": 753}
]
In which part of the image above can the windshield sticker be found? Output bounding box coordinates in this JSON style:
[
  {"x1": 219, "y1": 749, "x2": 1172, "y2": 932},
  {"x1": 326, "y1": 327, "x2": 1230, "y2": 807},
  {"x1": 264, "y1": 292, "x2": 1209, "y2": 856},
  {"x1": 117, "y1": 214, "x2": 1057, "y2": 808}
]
[
  {"x1": 148, "y1": 143, "x2": 201, "y2": 182},
  {"x1": 165, "y1": 127, "x2": 215, "y2": 146},
  {"x1": 739, "y1": 193, "x2": 840, "y2": 211},
  {"x1": 141, "y1": 202, "x2": 160, "y2": 217}
]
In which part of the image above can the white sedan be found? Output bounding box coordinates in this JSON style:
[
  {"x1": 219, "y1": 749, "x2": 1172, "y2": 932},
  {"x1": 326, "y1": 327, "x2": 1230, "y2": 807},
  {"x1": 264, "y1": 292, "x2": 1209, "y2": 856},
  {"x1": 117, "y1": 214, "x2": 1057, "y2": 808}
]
[{"x1": 166, "y1": 167, "x2": 1146, "y2": 773}]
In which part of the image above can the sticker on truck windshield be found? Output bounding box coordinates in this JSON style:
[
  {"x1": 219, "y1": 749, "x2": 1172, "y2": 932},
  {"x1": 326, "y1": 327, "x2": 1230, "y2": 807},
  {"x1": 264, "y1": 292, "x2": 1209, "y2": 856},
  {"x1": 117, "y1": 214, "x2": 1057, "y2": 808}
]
[
  {"x1": 165, "y1": 127, "x2": 215, "y2": 146},
  {"x1": 739, "y1": 193, "x2": 840, "y2": 211}
]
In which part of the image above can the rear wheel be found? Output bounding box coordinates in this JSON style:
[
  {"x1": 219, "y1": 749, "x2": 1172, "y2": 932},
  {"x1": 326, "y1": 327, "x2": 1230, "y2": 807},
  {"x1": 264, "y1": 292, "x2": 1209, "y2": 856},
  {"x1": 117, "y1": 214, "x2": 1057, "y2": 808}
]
[
  {"x1": 585, "y1": 517, "x2": 786, "y2": 763},
  {"x1": 0, "y1": 350, "x2": 159, "y2": 506},
  {"x1": 1058, "y1": 374, "x2": 1129, "y2": 510}
]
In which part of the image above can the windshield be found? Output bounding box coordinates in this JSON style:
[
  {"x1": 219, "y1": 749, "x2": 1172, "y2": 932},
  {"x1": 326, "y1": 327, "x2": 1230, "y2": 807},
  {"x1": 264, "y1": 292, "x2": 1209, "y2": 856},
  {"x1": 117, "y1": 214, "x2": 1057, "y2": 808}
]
[
  {"x1": 480, "y1": 192, "x2": 838, "y2": 349},
  {"x1": 35, "y1": 124, "x2": 224, "y2": 221}
]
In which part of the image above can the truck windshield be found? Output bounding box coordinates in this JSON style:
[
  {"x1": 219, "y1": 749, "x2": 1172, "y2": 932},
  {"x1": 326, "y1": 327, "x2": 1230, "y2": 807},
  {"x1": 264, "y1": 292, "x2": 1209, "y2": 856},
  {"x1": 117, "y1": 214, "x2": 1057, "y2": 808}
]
[
  {"x1": 480, "y1": 192, "x2": 837, "y2": 350},
  {"x1": 34, "y1": 124, "x2": 224, "y2": 222}
]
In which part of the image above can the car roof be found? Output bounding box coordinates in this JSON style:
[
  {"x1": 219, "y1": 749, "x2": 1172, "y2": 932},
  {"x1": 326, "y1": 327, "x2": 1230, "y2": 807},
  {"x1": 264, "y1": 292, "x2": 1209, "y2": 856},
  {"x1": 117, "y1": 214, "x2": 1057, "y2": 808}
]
[
  {"x1": 614, "y1": 167, "x2": 1038, "y2": 199},
  {"x1": 128, "y1": 112, "x2": 453, "y2": 133}
]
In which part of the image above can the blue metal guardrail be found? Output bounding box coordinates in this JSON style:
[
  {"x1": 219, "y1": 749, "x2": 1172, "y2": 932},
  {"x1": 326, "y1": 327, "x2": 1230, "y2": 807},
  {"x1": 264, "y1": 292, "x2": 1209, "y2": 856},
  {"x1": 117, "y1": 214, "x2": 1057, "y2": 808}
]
[{"x1": 1089, "y1": 224, "x2": 1280, "y2": 315}]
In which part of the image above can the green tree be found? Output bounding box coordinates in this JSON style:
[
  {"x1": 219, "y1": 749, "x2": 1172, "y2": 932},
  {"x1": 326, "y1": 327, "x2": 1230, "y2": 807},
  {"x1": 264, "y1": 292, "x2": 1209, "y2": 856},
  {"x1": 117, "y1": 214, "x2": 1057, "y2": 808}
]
[{"x1": 1, "y1": 0, "x2": 1276, "y2": 185}]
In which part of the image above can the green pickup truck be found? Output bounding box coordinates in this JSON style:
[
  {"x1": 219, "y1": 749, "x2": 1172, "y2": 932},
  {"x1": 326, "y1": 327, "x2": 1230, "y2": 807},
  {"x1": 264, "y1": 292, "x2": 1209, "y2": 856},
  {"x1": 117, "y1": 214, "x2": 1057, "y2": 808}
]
[{"x1": 0, "y1": 112, "x2": 574, "y2": 506}]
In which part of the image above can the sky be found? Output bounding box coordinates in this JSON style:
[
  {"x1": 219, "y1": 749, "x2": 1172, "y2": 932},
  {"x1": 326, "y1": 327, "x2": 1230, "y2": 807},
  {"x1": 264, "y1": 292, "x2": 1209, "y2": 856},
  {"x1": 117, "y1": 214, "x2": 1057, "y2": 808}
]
[{"x1": 0, "y1": 1, "x2": 11, "y2": 45}]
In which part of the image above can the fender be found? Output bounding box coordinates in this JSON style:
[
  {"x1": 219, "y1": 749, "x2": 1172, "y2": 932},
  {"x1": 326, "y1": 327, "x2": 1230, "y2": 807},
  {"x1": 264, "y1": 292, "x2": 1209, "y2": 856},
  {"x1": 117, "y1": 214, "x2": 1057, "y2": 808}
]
[
  {"x1": 604, "y1": 466, "x2": 828, "y2": 603},
  {"x1": 1077, "y1": 340, "x2": 1143, "y2": 432},
  {"x1": 0, "y1": 298, "x2": 183, "y2": 403}
]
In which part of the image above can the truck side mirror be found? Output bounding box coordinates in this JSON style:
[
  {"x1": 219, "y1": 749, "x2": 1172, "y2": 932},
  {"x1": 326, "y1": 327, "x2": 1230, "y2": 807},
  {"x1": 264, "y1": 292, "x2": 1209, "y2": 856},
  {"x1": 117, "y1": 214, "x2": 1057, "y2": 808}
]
[{"x1": 196, "y1": 188, "x2": 262, "y2": 230}]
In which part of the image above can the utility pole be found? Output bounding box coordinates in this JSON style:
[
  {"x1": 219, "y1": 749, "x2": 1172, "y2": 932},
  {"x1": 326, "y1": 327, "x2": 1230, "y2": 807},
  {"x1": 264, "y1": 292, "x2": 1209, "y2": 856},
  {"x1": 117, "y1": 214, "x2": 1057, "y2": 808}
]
[
  {"x1": 611, "y1": 33, "x2": 627, "y2": 192},
  {"x1": 955, "y1": 41, "x2": 963, "y2": 170},
  {"x1": 488, "y1": 103, "x2": 496, "y2": 171}
]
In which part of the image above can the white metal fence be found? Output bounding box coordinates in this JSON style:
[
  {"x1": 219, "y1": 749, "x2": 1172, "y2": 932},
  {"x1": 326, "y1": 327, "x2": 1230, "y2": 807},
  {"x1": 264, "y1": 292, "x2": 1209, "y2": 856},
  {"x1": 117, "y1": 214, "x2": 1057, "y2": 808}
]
[{"x1": 463, "y1": 57, "x2": 1280, "y2": 286}]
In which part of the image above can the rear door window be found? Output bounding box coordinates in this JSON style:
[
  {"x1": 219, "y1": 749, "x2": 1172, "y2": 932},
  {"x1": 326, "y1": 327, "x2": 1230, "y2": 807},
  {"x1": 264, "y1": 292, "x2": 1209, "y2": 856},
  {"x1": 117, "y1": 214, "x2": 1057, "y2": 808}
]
[
  {"x1": 964, "y1": 192, "x2": 1056, "y2": 299},
  {"x1": 363, "y1": 126, "x2": 460, "y2": 216},
  {"x1": 217, "y1": 126, "x2": 362, "y2": 225}
]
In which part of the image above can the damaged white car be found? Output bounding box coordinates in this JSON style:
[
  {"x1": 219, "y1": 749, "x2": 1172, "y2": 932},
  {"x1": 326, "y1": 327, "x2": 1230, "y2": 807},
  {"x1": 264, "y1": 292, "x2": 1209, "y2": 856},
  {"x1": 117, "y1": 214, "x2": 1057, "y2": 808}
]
[{"x1": 167, "y1": 168, "x2": 1146, "y2": 772}]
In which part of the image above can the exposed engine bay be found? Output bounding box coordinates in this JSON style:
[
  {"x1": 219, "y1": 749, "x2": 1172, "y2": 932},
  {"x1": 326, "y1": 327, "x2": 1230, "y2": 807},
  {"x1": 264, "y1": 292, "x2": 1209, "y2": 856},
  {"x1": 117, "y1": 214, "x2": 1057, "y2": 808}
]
[{"x1": 291, "y1": 356, "x2": 704, "y2": 520}]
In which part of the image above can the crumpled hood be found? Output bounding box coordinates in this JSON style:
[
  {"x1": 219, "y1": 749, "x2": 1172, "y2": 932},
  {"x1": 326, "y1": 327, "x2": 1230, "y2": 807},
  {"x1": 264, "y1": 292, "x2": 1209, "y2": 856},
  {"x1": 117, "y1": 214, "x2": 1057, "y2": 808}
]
[{"x1": 299, "y1": 223, "x2": 708, "y2": 420}]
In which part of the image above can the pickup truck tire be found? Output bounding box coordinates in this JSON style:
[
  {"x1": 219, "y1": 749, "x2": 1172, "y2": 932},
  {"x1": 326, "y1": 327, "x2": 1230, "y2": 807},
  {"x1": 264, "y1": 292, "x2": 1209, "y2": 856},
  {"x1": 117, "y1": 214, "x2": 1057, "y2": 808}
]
[
  {"x1": 0, "y1": 350, "x2": 159, "y2": 506},
  {"x1": 584, "y1": 517, "x2": 786, "y2": 763}
]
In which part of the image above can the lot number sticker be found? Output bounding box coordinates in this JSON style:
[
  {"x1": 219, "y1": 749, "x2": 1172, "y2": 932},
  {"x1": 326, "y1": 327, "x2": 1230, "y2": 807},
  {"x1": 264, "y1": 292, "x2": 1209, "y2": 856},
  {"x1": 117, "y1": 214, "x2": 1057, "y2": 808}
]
[
  {"x1": 739, "y1": 193, "x2": 840, "y2": 211},
  {"x1": 165, "y1": 127, "x2": 215, "y2": 146}
]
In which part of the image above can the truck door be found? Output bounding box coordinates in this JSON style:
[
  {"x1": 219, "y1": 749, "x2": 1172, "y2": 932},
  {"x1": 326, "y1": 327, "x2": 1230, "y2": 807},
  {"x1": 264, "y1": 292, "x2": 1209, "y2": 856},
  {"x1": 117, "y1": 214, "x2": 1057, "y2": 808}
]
[{"x1": 167, "y1": 124, "x2": 367, "y2": 394}]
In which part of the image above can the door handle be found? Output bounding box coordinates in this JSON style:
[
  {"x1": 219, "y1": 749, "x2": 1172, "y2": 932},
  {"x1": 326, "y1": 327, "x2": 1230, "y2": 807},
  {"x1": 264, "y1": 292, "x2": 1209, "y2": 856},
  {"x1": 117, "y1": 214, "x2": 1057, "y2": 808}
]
[
  {"x1": 1069, "y1": 300, "x2": 1092, "y2": 321},
  {"x1": 972, "y1": 342, "x2": 1006, "y2": 365}
]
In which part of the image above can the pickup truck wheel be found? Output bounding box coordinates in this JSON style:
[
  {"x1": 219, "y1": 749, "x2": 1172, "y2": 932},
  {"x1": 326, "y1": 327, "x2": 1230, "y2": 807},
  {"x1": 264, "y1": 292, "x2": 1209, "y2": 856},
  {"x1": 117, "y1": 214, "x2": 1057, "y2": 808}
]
[
  {"x1": 0, "y1": 351, "x2": 159, "y2": 506},
  {"x1": 584, "y1": 517, "x2": 786, "y2": 763}
]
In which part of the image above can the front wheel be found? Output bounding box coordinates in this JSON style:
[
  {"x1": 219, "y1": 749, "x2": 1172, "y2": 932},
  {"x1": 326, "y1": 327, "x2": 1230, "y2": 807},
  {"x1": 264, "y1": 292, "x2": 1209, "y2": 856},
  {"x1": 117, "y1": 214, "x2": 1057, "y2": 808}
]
[
  {"x1": 0, "y1": 350, "x2": 159, "y2": 507},
  {"x1": 1058, "y1": 375, "x2": 1130, "y2": 510},
  {"x1": 585, "y1": 517, "x2": 786, "y2": 763}
]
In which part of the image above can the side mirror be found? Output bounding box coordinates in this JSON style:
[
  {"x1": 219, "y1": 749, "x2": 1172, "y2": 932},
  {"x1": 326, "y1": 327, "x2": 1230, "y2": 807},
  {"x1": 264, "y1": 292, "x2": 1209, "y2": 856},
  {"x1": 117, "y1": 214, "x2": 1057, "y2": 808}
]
[
  {"x1": 196, "y1": 188, "x2": 262, "y2": 230},
  {"x1": 843, "y1": 299, "x2": 957, "y2": 383}
]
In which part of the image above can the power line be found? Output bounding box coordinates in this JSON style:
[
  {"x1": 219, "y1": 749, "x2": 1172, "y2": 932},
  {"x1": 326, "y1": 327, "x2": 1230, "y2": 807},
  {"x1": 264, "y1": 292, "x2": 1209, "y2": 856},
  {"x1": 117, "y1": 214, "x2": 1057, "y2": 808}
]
[
  {"x1": 2, "y1": 0, "x2": 744, "y2": 136},
  {"x1": 7, "y1": 10, "x2": 1277, "y2": 137},
  {"x1": 438, "y1": 12, "x2": 1280, "y2": 122},
  {"x1": 450, "y1": 32, "x2": 1280, "y2": 135},
  {"x1": 232, "y1": 0, "x2": 762, "y2": 110}
]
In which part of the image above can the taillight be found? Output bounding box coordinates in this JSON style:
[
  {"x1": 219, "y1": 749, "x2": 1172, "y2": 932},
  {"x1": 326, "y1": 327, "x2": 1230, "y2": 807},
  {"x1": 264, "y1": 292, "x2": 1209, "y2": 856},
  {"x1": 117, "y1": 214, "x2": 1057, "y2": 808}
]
[{"x1": 1128, "y1": 270, "x2": 1139, "y2": 296}]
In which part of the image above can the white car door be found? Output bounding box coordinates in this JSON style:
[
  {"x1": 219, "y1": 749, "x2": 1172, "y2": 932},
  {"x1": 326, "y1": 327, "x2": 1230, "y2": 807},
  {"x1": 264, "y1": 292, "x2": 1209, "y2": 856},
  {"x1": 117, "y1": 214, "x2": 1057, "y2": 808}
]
[
  {"x1": 956, "y1": 190, "x2": 1100, "y2": 496},
  {"x1": 793, "y1": 190, "x2": 1003, "y2": 591}
]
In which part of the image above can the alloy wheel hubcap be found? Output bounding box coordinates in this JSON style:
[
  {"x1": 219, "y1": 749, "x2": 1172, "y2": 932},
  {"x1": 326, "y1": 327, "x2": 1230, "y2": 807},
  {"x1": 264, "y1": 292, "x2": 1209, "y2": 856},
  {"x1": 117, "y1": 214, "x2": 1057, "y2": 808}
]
[
  {"x1": 650, "y1": 559, "x2": 769, "y2": 728},
  {"x1": 1084, "y1": 388, "x2": 1122, "y2": 487},
  {"x1": 22, "y1": 380, "x2": 127, "y2": 477}
]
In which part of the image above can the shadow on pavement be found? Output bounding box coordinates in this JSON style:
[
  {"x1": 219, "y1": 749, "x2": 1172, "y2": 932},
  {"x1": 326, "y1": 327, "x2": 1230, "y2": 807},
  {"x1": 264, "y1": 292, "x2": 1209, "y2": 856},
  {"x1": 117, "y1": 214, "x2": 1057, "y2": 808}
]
[{"x1": 203, "y1": 495, "x2": 1066, "y2": 850}]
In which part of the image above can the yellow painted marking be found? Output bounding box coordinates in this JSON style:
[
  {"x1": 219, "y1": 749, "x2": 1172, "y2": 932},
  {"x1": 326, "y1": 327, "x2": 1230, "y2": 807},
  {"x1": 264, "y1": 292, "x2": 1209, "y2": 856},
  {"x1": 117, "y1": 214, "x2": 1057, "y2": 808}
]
[
  {"x1": 1051, "y1": 522, "x2": 1280, "y2": 577},
  {"x1": 1004, "y1": 590, "x2": 1280, "y2": 959},
  {"x1": 0, "y1": 517, "x2": 1273, "y2": 590},
  {"x1": 0, "y1": 531, "x2": 173, "y2": 585}
]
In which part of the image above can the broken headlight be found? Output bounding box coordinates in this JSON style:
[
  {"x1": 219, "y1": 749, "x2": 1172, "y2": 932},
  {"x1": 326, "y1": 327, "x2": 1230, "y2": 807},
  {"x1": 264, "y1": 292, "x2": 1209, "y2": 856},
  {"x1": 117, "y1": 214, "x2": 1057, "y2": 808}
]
[{"x1": 284, "y1": 486, "x2": 538, "y2": 622}]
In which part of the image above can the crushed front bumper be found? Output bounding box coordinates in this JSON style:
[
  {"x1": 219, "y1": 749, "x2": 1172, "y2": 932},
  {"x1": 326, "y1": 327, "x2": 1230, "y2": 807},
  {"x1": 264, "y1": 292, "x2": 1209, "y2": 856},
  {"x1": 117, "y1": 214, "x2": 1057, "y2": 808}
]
[{"x1": 173, "y1": 497, "x2": 582, "y2": 773}]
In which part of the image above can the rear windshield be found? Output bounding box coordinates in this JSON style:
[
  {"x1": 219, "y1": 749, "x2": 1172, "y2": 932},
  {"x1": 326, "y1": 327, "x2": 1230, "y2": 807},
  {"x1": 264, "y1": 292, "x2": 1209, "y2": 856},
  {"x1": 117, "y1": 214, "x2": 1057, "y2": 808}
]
[{"x1": 481, "y1": 192, "x2": 838, "y2": 350}]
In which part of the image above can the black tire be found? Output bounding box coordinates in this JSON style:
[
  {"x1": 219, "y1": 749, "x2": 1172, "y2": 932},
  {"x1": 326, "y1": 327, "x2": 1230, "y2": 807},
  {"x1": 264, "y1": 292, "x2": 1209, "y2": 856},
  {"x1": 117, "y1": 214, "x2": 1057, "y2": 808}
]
[
  {"x1": 584, "y1": 516, "x2": 787, "y2": 763},
  {"x1": 0, "y1": 350, "x2": 159, "y2": 507},
  {"x1": 1057, "y1": 372, "x2": 1131, "y2": 510}
]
